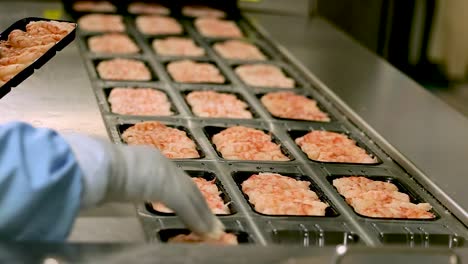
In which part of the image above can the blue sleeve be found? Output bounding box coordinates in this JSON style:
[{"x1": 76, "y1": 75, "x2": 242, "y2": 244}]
[{"x1": 0, "y1": 122, "x2": 83, "y2": 241}]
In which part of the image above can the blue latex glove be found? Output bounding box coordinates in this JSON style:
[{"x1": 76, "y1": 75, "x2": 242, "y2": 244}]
[{"x1": 0, "y1": 122, "x2": 82, "y2": 241}]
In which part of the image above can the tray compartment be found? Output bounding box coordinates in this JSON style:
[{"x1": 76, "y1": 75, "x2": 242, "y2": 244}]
[
  {"x1": 288, "y1": 128, "x2": 381, "y2": 165},
  {"x1": 0, "y1": 17, "x2": 76, "y2": 94},
  {"x1": 203, "y1": 124, "x2": 295, "y2": 162},
  {"x1": 103, "y1": 86, "x2": 180, "y2": 117},
  {"x1": 232, "y1": 170, "x2": 339, "y2": 217},
  {"x1": 145, "y1": 170, "x2": 237, "y2": 216},
  {"x1": 92, "y1": 58, "x2": 158, "y2": 82},
  {"x1": 117, "y1": 121, "x2": 206, "y2": 160},
  {"x1": 327, "y1": 175, "x2": 438, "y2": 221},
  {"x1": 182, "y1": 89, "x2": 260, "y2": 119}
]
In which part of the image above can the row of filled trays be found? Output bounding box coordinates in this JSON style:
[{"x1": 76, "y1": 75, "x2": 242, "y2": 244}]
[
  {"x1": 85, "y1": 57, "x2": 302, "y2": 89},
  {"x1": 81, "y1": 32, "x2": 272, "y2": 64},
  {"x1": 73, "y1": 7, "x2": 250, "y2": 40},
  {"x1": 109, "y1": 119, "x2": 381, "y2": 165},
  {"x1": 97, "y1": 85, "x2": 332, "y2": 123},
  {"x1": 68, "y1": 1, "x2": 235, "y2": 20},
  {"x1": 134, "y1": 166, "x2": 438, "y2": 220}
]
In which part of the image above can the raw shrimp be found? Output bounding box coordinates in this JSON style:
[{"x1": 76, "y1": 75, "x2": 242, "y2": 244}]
[
  {"x1": 261, "y1": 91, "x2": 330, "y2": 121},
  {"x1": 7, "y1": 30, "x2": 61, "y2": 48},
  {"x1": 78, "y1": 14, "x2": 125, "y2": 32},
  {"x1": 88, "y1": 33, "x2": 139, "y2": 54},
  {"x1": 108, "y1": 88, "x2": 173, "y2": 116},
  {"x1": 0, "y1": 21, "x2": 73, "y2": 85},
  {"x1": 168, "y1": 232, "x2": 238, "y2": 245},
  {"x1": 214, "y1": 40, "x2": 266, "y2": 60},
  {"x1": 350, "y1": 191, "x2": 434, "y2": 218},
  {"x1": 96, "y1": 58, "x2": 151, "y2": 81},
  {"x1": 195, "y1": 18, "x2": 243, "y2": 38},
  {"x1": 295, "y1": 131, "x2": 377, "y2": 163},
  {"x1": 186, "y1": 90, "x2": 252, "y2": 119},
  {"x1": 128, "y1": 2, "x2": 170, "y2": 15},
  {"x1": 212, "y1": 126, "x2": 289, "y2": 161},
  {"x1": 0, "y1": 43, "x2": 53, "y2": 66},
  {"x1": 235, "y1": 64, "x2": 295, "y2": 88},
  {"x1": 241, "y1": 173, "x2": 328, "y2": 216},
  {"x1": 333, "y1": 176, "x2": 435, "y2": 219},
  {"x1": 136, "y1": 15, "x2": 182, "y2": 35},
  {"x1": 26, "y1": 21, "x2": 75, "y2": 37},
  {"x1": 182, "y1": 5, "x2": 226, "y2": 18},
  {"x1": 0, "y1": 64, "x2": 28, "y2": 81},
  {"x1": 73, "y1": 1, "x2": 116, "y2": 12},
  {"x1": 153, "y1": 177, "x2": 229, "y2": 214},
  {"x1": 332, "y1": 176, "x2": 398, "y2": 198},
  {"x1": 166, "y1": 60, "x2": 225, "y2": 83},
  {"x1": 153, "y1": 37, "x2": 204, "y2": 57},
  {"x1": 121, "y1": 121, "x2": 200, "y2": 159}
]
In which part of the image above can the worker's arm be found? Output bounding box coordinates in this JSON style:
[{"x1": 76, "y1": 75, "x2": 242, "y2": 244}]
[
  {"x1": 0, "y1": 122, "x2": 82, "y2": 241},
  {"x1": 0, "y1": 122, "x2": 222, "y2": 241}
]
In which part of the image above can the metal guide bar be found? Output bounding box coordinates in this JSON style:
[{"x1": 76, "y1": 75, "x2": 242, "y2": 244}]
[{"x1": 71, "y1": 10, "x2": 467, "y2": 247}]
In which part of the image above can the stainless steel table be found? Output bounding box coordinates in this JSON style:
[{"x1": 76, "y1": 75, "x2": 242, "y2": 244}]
[{"x1": 0, "y1": 2, "x2": 466, "y2": 244}]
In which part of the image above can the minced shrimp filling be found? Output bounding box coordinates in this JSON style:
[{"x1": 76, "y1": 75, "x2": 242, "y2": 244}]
[
  {"x1": 235, "y1": 64, "x2": 295, "y2": 88},
  {"x1": 0, "y1": 21, "x2": 75, "y2": 85},
  {"x1": 333, "y1": 176, "x2": 435, "y2": 219},
  {"x1": 152, "y1": 177, "x2": 229, "y2": 214},
  {"x1": 121, "y1": 121, "x2": 200, "y2": 159},
  {"x1": 212, "y1": 126, "x2": 289, "y2": 161},
  {"x1": 186, "y1": 90, "x2": 252, "y2": 119},
  {"x1": 168, "y1": 232, "x2": 238, "y2": 245},
  {"x1": 295, "y1": 131, "x2": 376, "y2": 163},
  {"x1": 261, "y1": 91, "x2": 330, "y2": 121},
  {"x1": 241, "y1": 173, "x2": 328, "y2": 216},
  {"x1": 108, "y1": 88, "x2": 173, "y2": 116}
]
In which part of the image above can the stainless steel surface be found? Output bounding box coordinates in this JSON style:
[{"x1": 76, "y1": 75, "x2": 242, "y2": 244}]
[
  {"x1": 247, "y1": 14, "x2": 468, "y2": 221},
  {"x1": 238, "y1": 0, "x2": 315, "y2": 16},
  {"x1": 0, "y1": 1, "x2": 145, "y2": 242}
]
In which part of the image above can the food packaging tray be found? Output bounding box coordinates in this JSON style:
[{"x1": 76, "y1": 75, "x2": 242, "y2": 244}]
[
  {"x1": 69, "y1": 3, "x2": 468, "y2": 247},
  {"x1": 0, "y1": 17, "x2": 76, "y2": 99}
]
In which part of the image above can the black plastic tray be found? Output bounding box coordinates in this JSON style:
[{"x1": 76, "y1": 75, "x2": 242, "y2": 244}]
[
  {"x1": 69, "y1": 3, "x2": 468, "y2": 247},
  {"x1": 232, "y1": 171, "x2": 339, "y2": 218},
  {"x1": 203, "y1": 125, "x2": 295, "y2": 162},
  {"x1": 327, "y1": 175, "x2": 439, "y2": 221},
  {"x1": 145, "y1": 170, "x2": 237, "y2": 216},
  {"x1": 0, "y1": 17, "x2": 76, "y2": 99},
  {"x1": 118, "y1": 121, "x2": 206, "y2": 160}
]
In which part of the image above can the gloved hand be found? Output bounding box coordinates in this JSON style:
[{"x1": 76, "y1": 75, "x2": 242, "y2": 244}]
[{"x1": 63, "y1": 134, "x2": 224, "y2": 239}]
